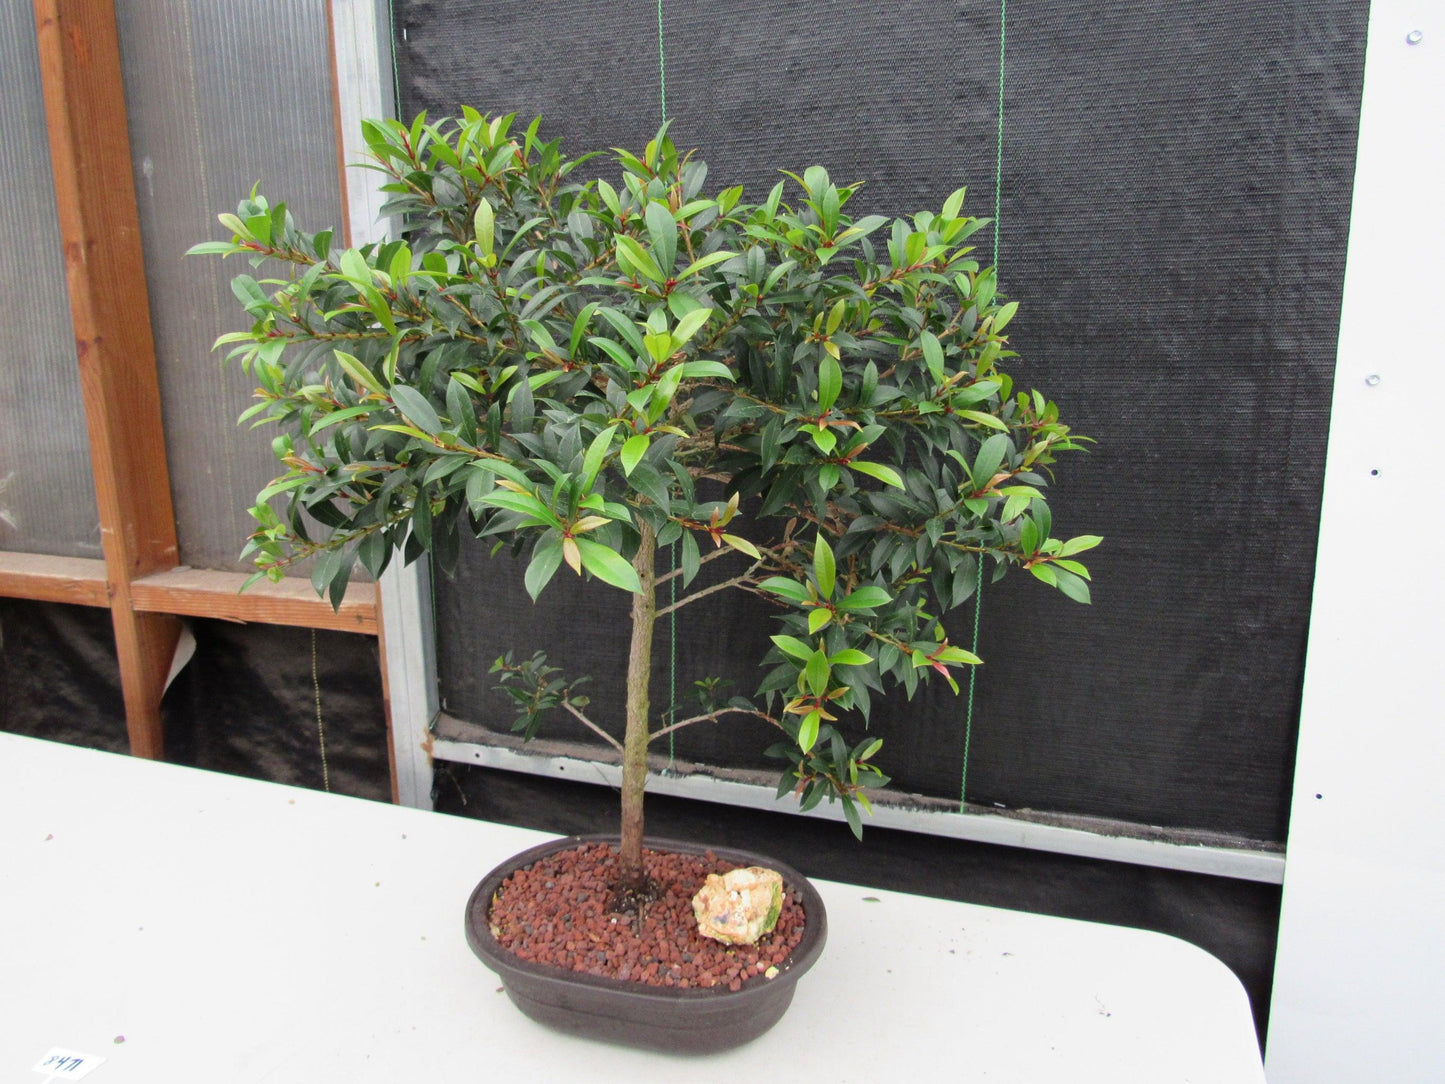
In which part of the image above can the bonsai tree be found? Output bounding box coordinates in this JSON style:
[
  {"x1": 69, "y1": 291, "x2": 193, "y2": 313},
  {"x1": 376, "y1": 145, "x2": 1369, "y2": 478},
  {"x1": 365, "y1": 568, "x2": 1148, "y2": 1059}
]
[{"x1": 192, "y1": 111, "x2": 1097, "y2": 899}]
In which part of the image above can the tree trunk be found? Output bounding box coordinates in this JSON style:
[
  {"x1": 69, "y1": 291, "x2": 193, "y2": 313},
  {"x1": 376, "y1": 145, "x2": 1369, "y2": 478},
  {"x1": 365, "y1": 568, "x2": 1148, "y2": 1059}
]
[{"x1": 616, "y1": 520, "x2": 656, "y2": 890}]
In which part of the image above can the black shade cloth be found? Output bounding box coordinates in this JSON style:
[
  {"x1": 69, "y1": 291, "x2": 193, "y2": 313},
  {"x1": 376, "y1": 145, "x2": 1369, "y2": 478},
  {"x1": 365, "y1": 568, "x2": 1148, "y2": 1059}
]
[
  {"x1": 0, "y1": 601, "x2": 390, "y2": 803},
  {"x1": 400, "y1": 0, "x2": 1366, "y2": 844},
  {"x1": 0, "y1": 599, "x2": 129, "y2": 753}
]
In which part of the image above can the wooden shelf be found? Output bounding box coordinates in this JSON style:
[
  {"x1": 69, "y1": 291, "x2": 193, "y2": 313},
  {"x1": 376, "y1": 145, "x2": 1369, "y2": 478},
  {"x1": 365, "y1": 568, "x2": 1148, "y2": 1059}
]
[
  {"x1": 0, "y1": 552, "x2": 110, "y2": 607},
  {"x1": 0, "y1": 551, "x2": 377, "y2": 635},
  {"x1": 130, "y1": 567, "x2": 377, "y2": 634}
]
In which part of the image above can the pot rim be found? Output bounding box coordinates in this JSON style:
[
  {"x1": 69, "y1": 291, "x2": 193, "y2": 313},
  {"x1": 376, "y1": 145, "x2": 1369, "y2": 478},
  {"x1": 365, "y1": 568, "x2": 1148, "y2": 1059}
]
[{"x1": 465, "y1": 833, "x2": 828, "y2": 1002}]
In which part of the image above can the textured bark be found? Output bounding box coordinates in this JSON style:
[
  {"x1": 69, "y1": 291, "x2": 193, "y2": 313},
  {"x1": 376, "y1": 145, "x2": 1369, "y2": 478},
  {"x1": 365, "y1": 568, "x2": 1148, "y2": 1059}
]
[{"x1": 616, "y1": 521, "x2": 656, "y2": 889}]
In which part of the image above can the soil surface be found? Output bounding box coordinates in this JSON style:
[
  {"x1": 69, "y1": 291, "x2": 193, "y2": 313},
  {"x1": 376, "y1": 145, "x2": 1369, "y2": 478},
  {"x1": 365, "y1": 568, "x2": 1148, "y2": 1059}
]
[{"x1": 487, "y1": 841, "x2": 807, "y2": 991}]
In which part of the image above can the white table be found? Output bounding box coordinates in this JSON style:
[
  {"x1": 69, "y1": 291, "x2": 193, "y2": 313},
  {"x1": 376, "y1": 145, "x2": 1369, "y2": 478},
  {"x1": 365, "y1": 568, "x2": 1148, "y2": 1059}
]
[{"x1": 0, "y1": 734, "x2": 1264, "y2": 1083}]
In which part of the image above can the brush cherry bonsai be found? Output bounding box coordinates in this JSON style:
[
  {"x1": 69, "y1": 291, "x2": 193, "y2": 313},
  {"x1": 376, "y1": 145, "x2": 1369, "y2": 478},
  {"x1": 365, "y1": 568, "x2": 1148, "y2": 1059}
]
[{"x1": 192, "y1": 111, "x2": 1096, "y2": 904}]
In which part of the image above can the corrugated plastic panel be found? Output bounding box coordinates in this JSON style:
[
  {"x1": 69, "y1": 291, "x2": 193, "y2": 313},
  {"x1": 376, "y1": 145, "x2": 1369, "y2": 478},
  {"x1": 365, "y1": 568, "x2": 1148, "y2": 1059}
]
[
  {"x1": 115, "y1": 0, "x2": 345, "y2": 570},
  {"x1": 0, "y1": 5, "x2": 101, "y2": 558}
]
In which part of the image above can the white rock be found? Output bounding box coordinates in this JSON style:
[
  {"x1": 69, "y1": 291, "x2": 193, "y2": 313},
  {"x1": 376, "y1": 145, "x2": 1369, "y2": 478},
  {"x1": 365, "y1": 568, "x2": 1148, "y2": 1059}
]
[{"x1": 692, "y1": 866, "x2": 784, "y2": 945}]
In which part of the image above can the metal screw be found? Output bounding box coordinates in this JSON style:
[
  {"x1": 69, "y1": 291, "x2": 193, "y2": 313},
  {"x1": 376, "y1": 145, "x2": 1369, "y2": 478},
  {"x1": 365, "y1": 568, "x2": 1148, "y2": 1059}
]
[
  {"x1": 1365, "y1": 374, "x2": 1381, "y2": 386},
  {"x1": 1406, "y1": 29, "x2": 1423, "y2": 44}
]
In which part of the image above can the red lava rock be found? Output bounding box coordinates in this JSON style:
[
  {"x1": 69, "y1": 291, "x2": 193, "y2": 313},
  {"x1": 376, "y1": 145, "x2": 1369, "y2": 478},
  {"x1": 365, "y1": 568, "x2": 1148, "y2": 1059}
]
[{"x1": 488, "y1": 841, "x2": 808, "y2": 991}]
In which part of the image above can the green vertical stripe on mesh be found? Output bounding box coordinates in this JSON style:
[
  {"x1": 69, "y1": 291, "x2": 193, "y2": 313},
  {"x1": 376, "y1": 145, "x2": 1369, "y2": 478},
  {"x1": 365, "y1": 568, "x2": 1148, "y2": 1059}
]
[
  {"x1": 656, "y1": 0, "x2": 668, "y2": 122},
  {"x1": 961, "y1": 0, "x2": 1007, "y2": 812}
]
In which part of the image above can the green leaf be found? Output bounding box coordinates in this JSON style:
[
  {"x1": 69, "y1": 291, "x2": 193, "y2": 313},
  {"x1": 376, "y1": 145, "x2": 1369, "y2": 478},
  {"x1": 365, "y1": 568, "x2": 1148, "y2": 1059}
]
[
  {"x1": 849, "y1": 461, "x2": 904, "y2": 489},
  {"x1": 643, "y1": 331, "x2": 673, "y2": 366},
  {"x1": 588, "y1": 336, "x2": 639, "y2": 372},
  {"x1": 1051, "y1": 566, "x2": 1092, "y2": 604},
  {"x1": 575, "y1": 538, "x2": 642, "y2": 593},
  {"x1": 958, "y1": 409, "x2": 1009, "y2": 432},
  {"x1": 817, "y1": 355, "x2": 842, "y2": 413},
  {"x1": 720, "y1": 533, "x2": 760, "y2": 560},
  {"x1": 410, "y1": 491, "x2": 434, "y2": 550},
  {"x1": 1058, "y1": 534, "x2": 1104, "y2": 557},
  {"x1": 942, "y1": 187, "x2": 966, "y2": 220},
  {"x1": 805, "y1": 649, "x2": 830, "y2": 698},
  {"x1": 389, "y1": 386, "x2": 441, "y2": 435},
  {"x1": 680, "y1": 529, "x2": 701, "y2": 585},
  {"x1": 614, "y1": 234, "x2": 664, "y2": 283},
  {"x1": 525, "y1": 533, "x2": 564, "y2": 600},
  {"x1": 332, "y1": 350, "x2": 385, "y2": 396},
  {"x1": 820, "y1": 184, "x2": 840, "y2": 234},
  {"x1": 620, "y1": 433, "x2": 650, "y2": 476},
  {"x1": 477, "y1": 489, "x2": 560, "y2": 527},
  {"x1": 339, "y1": 248, "x2": 372, "y2": 285},
  {"x1": 758, "y1": 576, "x2": 811, "y2": 604},
  {"x1": 309, "y1": 404, "x2": 374, "y2": 434},
  {"x1": 770, "y1": 635, "x2": 814, "y2": 662},
  {"x1": 993, "y1": 299, "x2": 1019, "y2": 332},
  {"x1": 581, "y1": 424, "x2": 619, "y2": 489},
  {"x1": 813, "y1": 533, "x2": 836, "y2": 599},
  {"x1": 679, "y1": 360, "x2": 734, "y2": 380},
  {"x1": 644, "y1": 200, "x2": 678, "y2": 273},
  {"x1": 596, "y1": 308, "x2": 648, "y2": 357},
  {"x1": 798, "y1": 711, "x2": 821, "y2": 754},
  {"x1": 972, "y1": 433, "x2": 1011, "y2": 491},
  {"x1": 445, "y1": 378, "x2": 477, "y2": 443},
  {"x1": 231, "y1": 275, "x2": 267, "y2": 313},
  {"x1": 677, "y1": 249, "x2": 736, "y2": 280},
  {"x1": 808, "y1": 607, "x2": 832, "y2": 634},
  {"x1": 1020, "y1": 516, "x2": 1040, "y2": 555},
  {"x1": 569, "y1": 302, "x2": 600, "y2": 356},
  {"x1": 217, "y1": 212, "x2": 250, "y2": 239},
  {"x1": 842, "y1": 794, "x2": 862, "y2": 840},
  {"x1": 808, "y1": 426, "x2": 837, "y2": 454},
  {"x1": 836, "y1": 586, "x2": 891, "y2": 612},
  {"x1": 474, "y1": 198, "x2": 495, "y2": 258},
  {"x1": 1029, "y1": 564, "x2": 1058, "y2": 587},
  {"x1": 828, "y1": 649, "x2": 872, "y2": 667},
  {"x1": 920, "y1": 331, "x2": 945, "y2": 382},
  {"x1": 671, "y1": 307, "x2": 713, "y2": 347},
  {"x1": 597, "y1": 178, "x2": 622, "y2": 215}
]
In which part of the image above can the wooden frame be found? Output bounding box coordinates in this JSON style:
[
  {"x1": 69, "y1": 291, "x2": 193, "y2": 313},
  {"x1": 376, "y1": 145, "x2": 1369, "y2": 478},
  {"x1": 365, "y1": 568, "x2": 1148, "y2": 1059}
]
[
  {"x1": 34, "y1": 0, "x2": 180, "y2": 760},
  {"x1": 6, "y1": 0, "x2": 382, "y2": 769}
]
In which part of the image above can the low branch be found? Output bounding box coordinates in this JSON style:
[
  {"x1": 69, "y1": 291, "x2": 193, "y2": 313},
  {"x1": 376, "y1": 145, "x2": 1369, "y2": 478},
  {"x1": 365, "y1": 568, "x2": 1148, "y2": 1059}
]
[
  {"x1": 562, "y1": 701, "x2": 624, "y2": 752},
  {"x1": 655, "y1": 561, "x2": 764, "y2": 616},
  {"x1": 648, "y1": 705, "x2": 782, "y2": 744},
  {"x1": 652, "y1": 544, "x2": 734, "y2": 586}
]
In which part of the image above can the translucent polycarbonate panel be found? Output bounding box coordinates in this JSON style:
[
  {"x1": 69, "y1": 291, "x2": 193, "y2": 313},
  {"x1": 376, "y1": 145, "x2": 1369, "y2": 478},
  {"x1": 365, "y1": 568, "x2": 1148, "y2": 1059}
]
[
  {"x1": 0, "y1": 5, "x2": 101, "y2": 558},
  {"x1": 116, "y1": 0, "x2": 346, "y2": 571}
]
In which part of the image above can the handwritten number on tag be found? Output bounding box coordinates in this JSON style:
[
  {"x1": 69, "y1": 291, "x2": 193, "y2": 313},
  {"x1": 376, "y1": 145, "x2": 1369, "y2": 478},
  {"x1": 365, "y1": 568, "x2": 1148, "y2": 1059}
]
[{"x1": 31, "y1": 1048, "x2": 105, "y2": 1079}]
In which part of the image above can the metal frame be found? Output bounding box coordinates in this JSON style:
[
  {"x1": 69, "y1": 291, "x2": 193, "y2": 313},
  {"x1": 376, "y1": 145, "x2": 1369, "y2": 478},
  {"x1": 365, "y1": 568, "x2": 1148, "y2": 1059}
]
[
  {"x1": 328, "y1": 0, "x2": 437, "y2": 810},
  {"x1": 1265, "y1": 4, "x2": 1444, "y2": 1079}
]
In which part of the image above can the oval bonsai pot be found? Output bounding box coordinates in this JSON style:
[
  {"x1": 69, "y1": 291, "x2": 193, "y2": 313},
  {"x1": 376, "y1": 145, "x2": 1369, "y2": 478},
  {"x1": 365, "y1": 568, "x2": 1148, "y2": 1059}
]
[{"x1": 464, "y1": 834, "x2": 827, "y2": 1054}]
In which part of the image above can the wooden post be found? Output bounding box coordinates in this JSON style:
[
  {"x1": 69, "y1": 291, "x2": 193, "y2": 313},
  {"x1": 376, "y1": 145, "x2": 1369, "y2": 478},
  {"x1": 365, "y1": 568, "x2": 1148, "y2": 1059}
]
[{"x1": 34, "y1": 0, "x2": 180, "y2": 759}]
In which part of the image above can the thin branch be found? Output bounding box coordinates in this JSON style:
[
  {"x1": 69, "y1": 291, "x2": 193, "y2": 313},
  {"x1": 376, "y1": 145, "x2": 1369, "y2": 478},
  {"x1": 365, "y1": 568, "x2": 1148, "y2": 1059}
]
[
  {"x1": 652, "y1": 544, "x2": 735, "y2": 586},
  {"x1": 655, "y1": 561, "x2": 764, "y2": 616},
  {"x1": 648, "y1": 706, "x2": 782, "y2": 744},
  {"x1": 562, "y1": 701, "x2": 623, "y2": 752}
]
